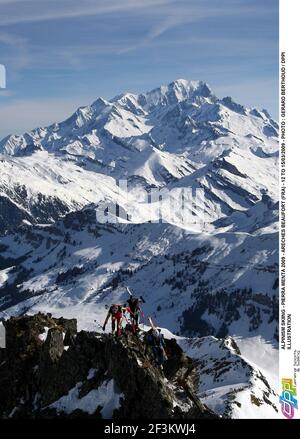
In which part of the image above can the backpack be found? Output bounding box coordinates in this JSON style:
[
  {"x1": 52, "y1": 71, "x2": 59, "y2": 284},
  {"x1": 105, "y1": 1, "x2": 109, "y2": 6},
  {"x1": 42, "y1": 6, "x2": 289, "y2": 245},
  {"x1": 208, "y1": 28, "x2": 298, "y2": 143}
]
[
  {"x1": 128, "y1": 297, "x2": 139, "y2": 313},
  {"x1": 151, "y1": 330, "x2": 163, "y2": 347}
]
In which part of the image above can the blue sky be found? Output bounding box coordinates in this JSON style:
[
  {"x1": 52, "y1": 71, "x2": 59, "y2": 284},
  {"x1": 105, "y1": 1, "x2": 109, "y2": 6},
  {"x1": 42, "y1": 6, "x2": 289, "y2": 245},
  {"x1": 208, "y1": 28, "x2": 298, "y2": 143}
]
[{"x1": 0, "y1": 0, "x2": 278, "y2": 138}]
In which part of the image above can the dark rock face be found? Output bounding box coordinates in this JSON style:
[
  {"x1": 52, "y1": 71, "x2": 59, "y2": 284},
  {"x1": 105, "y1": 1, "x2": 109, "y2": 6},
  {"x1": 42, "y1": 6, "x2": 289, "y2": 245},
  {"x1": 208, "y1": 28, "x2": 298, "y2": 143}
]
[
  {"x1": 0, "y1": 313, "x2": 218, "y2": 419},
  {"x1": 0, "y1": 195, "x2": 33, "y2": 234},
  {"x1": 0, "y1": 186, "x2": 71, "y2": 234}
]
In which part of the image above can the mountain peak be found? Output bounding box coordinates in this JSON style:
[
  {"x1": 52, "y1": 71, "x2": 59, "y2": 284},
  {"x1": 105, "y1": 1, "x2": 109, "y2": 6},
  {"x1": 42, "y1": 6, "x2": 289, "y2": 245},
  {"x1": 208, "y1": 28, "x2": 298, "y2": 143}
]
[
  {"x1": 139, "y1": 78, "x2": 214, "y2": 111},
  {"x1": 170, "y1": 78, "x2": 212, "y2": 96}
]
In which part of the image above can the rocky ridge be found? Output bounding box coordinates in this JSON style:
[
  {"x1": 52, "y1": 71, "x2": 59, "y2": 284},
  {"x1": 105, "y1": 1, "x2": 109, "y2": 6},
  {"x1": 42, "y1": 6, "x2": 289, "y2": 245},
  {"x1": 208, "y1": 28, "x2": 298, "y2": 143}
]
[{"x1": 0, "y1": 313, "x2": 218, "y2": 419}]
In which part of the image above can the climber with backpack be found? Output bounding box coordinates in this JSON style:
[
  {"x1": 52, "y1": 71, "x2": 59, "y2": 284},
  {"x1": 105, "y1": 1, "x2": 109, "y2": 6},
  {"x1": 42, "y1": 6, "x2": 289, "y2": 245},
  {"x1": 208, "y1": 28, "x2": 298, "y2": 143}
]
[
  {"x1": 126, "y1": 287, "x2": 145, "y2": 334},
  {"x1": 102, "y1": 302, "x2": 135, "y2": 336},
  {"x1": 145, "y1": 317, "x2": 167, "y2": 369},
  {"x1": 102, "y1": 304, "x2": 124, "y2": 337}
]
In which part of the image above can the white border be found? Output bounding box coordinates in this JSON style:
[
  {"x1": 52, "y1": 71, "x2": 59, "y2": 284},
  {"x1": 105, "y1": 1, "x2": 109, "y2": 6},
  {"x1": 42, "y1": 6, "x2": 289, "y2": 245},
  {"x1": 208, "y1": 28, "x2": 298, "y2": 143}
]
[{"x1": 279, "y1": 0, "x2": 300, "y2": 420}]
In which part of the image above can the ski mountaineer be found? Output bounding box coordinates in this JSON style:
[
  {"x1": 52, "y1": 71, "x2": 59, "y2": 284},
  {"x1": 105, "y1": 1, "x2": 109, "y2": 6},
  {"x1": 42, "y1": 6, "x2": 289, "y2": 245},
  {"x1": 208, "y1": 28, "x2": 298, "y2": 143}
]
[
  {"x1": 102, "y1": 304, "x2": 134, "y2": 336},
  {"x1": 126, "y1": 287, "x2": 145, "y2": 334},
  {"x1": 145, "y1": 317, "x2": 167, "y2": 369}
]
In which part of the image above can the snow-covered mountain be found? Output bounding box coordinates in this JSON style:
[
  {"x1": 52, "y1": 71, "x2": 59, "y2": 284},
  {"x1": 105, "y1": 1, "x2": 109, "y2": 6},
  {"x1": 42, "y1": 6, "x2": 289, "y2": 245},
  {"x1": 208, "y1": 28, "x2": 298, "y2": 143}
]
[
  {"x1": 0, "y1": 78, "x2": 278, "y2": 232},
  {"x1": 0, "y1": 79, "x2": 279, "y2": 418}
]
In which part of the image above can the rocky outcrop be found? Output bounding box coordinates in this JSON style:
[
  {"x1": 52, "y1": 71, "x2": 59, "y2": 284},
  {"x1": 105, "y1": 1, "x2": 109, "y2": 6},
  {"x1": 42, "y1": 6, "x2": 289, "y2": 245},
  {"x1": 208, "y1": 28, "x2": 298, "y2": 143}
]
[{"x1": 0, "y1": 313, "x2": 218, "y2": 419}]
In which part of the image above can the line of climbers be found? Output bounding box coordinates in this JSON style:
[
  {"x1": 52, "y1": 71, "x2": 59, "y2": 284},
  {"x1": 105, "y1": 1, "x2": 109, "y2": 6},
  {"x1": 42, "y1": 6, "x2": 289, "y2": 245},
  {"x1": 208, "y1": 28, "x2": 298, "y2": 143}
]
[{"x1": 100, "y1": 288, "x2": 167, "y2": 369}]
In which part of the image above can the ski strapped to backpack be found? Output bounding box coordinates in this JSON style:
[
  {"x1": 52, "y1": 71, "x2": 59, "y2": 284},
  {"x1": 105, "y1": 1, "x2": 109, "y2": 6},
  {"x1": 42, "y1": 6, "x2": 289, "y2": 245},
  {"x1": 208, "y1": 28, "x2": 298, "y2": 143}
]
[
  {"x1": 126, "y1": 286, "x2": 146, "y2": 304},
  {"x1": 148, "y1": 316, "x2": 156, "y2": 330}
]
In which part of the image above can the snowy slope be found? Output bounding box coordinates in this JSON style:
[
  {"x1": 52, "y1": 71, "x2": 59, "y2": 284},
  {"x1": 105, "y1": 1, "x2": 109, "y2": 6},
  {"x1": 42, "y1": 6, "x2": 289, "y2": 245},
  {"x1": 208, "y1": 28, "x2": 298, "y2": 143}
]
[
  {"x1": 180, "y1": 335, "x2": 278, "y2": 418},
  {"x1": 0, "y1": 204, "x2": 278, "y2": 341}
]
